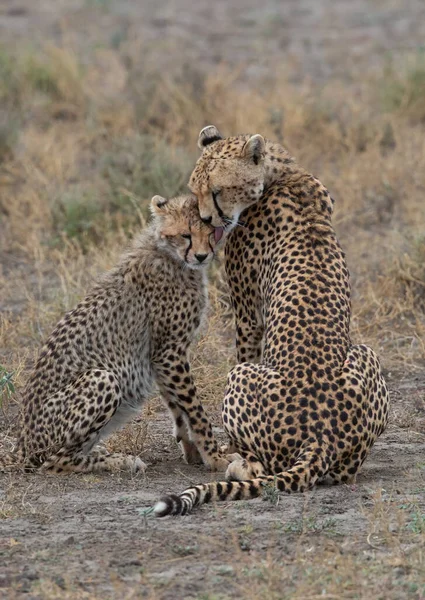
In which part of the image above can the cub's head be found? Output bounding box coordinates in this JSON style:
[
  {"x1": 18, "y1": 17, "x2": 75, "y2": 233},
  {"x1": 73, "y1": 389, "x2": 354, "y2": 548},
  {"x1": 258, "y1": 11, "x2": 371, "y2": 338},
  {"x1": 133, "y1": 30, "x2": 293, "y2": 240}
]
[
  {"x1": 189, "y1": 125, "x2": 266, "y2": 237},
  {"x1": 150, "y1": 194, "x2": 216, "y2": 269}
]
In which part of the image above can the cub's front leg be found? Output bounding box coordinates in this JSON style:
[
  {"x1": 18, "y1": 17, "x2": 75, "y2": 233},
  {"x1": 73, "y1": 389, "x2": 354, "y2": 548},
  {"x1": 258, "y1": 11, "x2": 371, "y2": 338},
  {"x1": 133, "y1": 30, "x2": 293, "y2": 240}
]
[{"x1": 153, "y1": 346, "x2": 229, "y2": 471}]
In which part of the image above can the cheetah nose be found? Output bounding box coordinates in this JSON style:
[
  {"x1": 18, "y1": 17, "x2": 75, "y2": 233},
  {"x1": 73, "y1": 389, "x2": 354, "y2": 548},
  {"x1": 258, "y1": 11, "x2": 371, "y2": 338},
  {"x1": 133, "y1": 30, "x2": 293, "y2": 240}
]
[
  {"x1": 201, "y1": 216, "x2": 212, "y2": 225},
  {"x1": 195, "y1": 253, "x2": 208, "y2": 263}
]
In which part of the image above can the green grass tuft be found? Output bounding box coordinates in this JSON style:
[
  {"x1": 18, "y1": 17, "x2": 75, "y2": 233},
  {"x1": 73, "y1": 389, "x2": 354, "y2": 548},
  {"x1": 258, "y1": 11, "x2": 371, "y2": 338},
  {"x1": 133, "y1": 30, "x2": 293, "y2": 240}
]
[{"x1": 0, "y1": 366, "x2": 15, "y2": 407}]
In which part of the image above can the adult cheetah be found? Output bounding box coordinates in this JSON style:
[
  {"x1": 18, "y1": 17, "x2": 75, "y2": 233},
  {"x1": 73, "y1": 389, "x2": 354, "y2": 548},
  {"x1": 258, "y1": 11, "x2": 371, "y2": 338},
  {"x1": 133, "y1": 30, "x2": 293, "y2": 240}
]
[
  {"x1": 0, "y1": 194, "x2": 228, "y2": 474},
  {"x1": 154, "y1": 126, "x2": 389, "y2": 516}
]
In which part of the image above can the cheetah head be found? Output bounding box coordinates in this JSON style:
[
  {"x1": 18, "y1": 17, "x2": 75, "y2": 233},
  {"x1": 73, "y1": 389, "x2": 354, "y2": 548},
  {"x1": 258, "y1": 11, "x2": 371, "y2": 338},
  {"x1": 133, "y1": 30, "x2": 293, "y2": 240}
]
[
  {"x1": 150, "y1": 194, "x2": 217, "y2": 270},
  {"x1": 189, "y1": 125, "x2": 266, "y2": 237}
]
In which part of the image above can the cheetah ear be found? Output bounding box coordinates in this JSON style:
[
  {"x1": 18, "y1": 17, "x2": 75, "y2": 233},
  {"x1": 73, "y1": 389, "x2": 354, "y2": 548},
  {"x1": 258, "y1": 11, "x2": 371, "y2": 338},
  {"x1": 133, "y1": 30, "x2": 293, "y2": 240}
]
[
  {"x1": 150, "y1": 195, "x2": 169, "y2": 216},
  {"x1": 241, "y1": 134, "x2": 265, "y2": 165},
  {"x1": 197, "y1": 125, "x2": 223, "y2": 150}
]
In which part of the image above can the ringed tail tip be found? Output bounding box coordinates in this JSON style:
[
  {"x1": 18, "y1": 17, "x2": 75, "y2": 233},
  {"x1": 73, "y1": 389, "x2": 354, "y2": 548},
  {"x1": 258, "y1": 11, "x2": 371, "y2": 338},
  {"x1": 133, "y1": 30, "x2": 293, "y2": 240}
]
[{"x1": 153, "y1": 494, "x2": 186, "y2": 517}]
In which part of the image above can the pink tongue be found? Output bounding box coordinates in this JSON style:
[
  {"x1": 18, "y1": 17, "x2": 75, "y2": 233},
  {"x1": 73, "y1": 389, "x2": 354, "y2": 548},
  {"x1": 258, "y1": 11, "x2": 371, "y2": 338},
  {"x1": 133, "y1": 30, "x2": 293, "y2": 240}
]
[{"x1": 214, "y1": 227, "x2": 224, "y2": 243}]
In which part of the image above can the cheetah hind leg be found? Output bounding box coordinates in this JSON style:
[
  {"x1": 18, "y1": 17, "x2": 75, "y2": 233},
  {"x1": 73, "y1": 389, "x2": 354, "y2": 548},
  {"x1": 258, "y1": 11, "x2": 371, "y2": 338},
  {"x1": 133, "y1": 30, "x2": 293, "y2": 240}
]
[
  {"x1": 41, "y1": 369, "x2": 146, "y2": 474},
  {"x1": 319, "y1": 344, "x2": 389, "y2": 486}
]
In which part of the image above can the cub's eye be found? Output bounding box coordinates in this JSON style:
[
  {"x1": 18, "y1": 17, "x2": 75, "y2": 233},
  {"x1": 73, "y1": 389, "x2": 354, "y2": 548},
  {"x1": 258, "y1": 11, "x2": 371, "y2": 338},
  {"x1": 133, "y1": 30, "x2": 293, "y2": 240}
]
[
  {"x1": 181, "y1": 233, "x2": 191, "y2": 240},
  {"x1": 212, "y1": 190, "x2": 220, "y2": 202}
]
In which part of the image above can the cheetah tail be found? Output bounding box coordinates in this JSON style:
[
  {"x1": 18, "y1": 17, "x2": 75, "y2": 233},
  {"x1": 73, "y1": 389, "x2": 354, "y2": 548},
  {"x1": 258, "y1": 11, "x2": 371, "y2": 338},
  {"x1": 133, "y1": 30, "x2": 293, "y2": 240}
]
[
  {"x1": 153, "y1": 445, "x2": 327, "y2": 516},
  {"x1": 153, "y1": 479, "x2": 263, "y2": 517}
]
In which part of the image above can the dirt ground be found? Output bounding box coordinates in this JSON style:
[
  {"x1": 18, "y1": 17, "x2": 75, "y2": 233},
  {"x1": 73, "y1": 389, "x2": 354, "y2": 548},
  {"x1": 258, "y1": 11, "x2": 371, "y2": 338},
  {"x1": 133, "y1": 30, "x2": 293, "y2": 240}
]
[
  {"x1": 1, "y1": 376, "x2": 425, "y2": 599},
  {"x1": 1, "y1": 1, "x2": 425, "y2": 598}
]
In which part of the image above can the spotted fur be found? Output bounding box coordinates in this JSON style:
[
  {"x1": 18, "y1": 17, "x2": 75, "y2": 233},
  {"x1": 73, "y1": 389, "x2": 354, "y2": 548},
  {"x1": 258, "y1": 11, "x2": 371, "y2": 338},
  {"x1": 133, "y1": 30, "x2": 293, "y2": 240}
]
[
  {"x1": 154, "y1": 128, "x2": 389, "y2": 516},
  {"x1": 0, "y1": 195, "x2": 229, "y2": 474}
]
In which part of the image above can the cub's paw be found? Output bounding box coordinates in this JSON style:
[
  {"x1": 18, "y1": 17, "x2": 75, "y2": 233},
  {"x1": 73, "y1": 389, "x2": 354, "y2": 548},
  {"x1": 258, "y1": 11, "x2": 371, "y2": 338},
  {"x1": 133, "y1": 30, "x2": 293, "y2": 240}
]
[{"x1": 123, "y1": 455, "x2": 147, "y2": 474}]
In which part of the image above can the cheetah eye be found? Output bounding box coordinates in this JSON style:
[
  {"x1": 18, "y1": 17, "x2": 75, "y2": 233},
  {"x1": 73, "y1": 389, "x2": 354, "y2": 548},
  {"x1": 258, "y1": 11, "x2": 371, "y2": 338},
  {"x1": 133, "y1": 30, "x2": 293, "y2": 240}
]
[
  {"x1": 212, "y1": 190, "x2": 220, "y2": 202},
  {"x1": 181, "y1": 233, "x2": 191, "y2": 240}
]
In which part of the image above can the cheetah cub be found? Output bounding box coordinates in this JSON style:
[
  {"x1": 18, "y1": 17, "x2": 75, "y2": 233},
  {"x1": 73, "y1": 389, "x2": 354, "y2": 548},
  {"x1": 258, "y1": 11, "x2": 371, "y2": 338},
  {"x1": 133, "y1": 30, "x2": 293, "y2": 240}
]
[{"x1": 1, "y1": 195, "x2": 228, "y2": 474}]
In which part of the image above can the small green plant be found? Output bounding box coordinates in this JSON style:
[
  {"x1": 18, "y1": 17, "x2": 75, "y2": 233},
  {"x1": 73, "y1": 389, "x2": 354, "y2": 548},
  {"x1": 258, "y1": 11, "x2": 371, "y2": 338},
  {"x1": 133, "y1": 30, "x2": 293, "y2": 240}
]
[
  {"x1": 0, "y1": 366, "x2": 15, "y2": 406},
  {"x1": 283, "y1": 517, "x2": 312, "y2": 533},
  {"x1": 171, "y1": 544, "x2": 199, "y2": 557},
  {"x1": 322, "y1": 517, "x2": 338, "y2": 530},
  {"x1": 262, "y1": 478, "x2": 280, "y2": 505},
  {"x1": 282, "y1": 515, "x2": 337, "y2": 534},
  {"x1": 238, "y1": 523, "x2": 253, "y2": 535},
  {"x1": 241, "y1": 564, "x2": 269, "y2": 582},
  {"x1": 406, "y1": 509, "x2": 425, "y2": 534}
]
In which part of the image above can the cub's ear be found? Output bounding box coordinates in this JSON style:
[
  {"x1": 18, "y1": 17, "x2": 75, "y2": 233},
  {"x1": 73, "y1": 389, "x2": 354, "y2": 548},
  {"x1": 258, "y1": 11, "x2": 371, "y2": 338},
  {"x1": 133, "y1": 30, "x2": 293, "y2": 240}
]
[
  {"x1": 150, "y1": 195, "x2": 168, "y2": 215},
  {"x1": 197, "y1": 125, "x2": 223, "y2": 150},
  {"x1": 241, "y1": 134, "x2": 265, "y2": 165}
]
